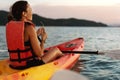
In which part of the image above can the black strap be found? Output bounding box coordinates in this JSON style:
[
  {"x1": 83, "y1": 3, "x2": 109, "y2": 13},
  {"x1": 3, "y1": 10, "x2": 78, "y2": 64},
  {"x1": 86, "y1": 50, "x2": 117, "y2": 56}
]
[
  {"x1": 8, "y1": 48, "x2": 31, "y2": 53},
  {"x1": 17, "y1": 48, "x2": 21, "y2": 62},
  {"x1": 37, "y1": 36, "x2": 42, "y2": 42},
  {"x1": 10, "y1": 56, "x2": 34, "y2": 62}
]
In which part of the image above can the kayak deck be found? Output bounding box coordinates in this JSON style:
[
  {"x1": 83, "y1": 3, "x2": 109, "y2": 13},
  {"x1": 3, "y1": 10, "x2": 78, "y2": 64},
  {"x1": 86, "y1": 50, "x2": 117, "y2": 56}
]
[{"x1": 0, "y1": 38, "x2": 84, "y2": 80}]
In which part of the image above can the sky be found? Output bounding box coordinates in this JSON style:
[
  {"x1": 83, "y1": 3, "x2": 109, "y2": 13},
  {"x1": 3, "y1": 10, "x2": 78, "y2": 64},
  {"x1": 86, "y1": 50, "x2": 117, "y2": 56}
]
[{"x1": 1, "y1": 0, "x2": 120, "y2": 25}]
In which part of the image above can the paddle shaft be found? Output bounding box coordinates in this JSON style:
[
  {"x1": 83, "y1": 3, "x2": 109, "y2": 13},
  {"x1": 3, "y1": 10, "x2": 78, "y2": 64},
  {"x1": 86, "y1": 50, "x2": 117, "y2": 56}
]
[
  {"x1": 44, "y1": 50, "x2": 99, "y2": 55},
  {"x1": 62, "y1": 50, "x2": 99, "y2": 54}
]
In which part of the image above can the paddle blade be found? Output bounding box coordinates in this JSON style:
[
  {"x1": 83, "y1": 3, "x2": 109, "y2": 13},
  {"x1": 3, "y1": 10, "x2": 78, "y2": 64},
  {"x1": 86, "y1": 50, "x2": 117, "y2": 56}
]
[{"x1": 104, "y1": 50, "x2": 120, "y2": 60}]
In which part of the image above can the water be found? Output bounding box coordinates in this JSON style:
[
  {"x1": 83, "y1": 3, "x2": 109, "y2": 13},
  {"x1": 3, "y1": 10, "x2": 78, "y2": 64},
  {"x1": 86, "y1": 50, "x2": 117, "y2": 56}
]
[{"x1": 0, "y1": 26, "x2": 120, "y2": 80}]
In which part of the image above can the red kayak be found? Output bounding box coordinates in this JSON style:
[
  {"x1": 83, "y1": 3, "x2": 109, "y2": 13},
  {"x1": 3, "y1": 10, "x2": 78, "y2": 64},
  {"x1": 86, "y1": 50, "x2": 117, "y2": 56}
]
[{"x1": 0, "y1": 38, "x2": 84, "y2": 80}]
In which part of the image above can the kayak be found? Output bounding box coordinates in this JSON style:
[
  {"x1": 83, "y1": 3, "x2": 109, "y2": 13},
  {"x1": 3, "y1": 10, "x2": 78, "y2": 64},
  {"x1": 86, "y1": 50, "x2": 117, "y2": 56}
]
[{"x1": 0, "y1": 38, "x2": 84, "y2": 80}]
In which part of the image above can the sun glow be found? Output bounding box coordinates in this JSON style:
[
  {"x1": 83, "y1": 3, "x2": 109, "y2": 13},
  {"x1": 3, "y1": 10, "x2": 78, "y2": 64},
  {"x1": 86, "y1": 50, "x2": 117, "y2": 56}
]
[{"x1": 33, "y1": 0, "x2": 120, "y2": 6}]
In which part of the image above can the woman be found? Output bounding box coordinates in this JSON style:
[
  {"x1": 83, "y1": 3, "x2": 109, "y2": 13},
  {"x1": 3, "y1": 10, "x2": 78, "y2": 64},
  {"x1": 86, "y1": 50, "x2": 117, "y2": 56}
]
[{"x1": 6, "y1": 0, "x2": 63, "y2": 69}]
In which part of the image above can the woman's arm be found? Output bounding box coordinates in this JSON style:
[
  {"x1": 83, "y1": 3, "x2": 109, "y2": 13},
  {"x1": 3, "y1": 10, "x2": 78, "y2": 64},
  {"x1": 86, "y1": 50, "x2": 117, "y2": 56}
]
[
  {"x1": 37, "y1": 27, "x2": 47, "y2": 50},
  {"x1": 26, "y1": 25, "x2": 44, "y2": 57}
]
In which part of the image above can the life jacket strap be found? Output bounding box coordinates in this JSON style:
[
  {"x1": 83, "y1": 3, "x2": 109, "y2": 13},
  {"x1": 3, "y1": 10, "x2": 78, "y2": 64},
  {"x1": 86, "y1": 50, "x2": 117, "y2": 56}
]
[
  {"x1": 8, "y1": 48, "x2": 33, "y2": 63},
  {"x1": 10, "y1": 56, "x2": 34, "y2": 62},
  {"x1": 8, "y1": 48, "x2": 31, "y2": 53}
]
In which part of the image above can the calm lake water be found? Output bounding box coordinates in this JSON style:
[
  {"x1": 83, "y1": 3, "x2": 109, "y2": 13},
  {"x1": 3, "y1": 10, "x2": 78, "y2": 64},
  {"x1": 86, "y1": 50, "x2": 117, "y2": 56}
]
[{"x1": 0, "y1": 26, "x2": 120, "y2": 80}]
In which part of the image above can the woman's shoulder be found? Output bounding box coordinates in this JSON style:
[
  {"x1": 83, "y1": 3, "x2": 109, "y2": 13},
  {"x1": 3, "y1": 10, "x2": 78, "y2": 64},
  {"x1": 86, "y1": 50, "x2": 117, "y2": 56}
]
[
  {"x1": 24, "y1": 21, "x2": 36, "y2": 33},
  {"x1": 25, "y1": 21, "x2": 35, "y2": 27}
]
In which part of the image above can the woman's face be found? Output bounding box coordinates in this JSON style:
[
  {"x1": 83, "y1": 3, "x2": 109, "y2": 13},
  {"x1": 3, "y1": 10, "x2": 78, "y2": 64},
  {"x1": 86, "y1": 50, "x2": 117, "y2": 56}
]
[{"x1": 24, "y1": 4, "x2": 32, "y2": 21}]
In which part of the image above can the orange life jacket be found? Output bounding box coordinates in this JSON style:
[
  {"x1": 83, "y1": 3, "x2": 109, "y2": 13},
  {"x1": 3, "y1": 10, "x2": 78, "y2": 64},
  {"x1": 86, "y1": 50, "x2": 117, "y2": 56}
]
[{"x1": 6, "y1": 21, "x2": 36, "y2": 68}]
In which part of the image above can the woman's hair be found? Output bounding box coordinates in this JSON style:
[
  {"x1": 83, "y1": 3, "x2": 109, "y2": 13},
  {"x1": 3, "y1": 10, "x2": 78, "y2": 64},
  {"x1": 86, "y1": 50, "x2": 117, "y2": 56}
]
[{"x1": 8, "y1": 0, "x2": 28, "y2": 21}]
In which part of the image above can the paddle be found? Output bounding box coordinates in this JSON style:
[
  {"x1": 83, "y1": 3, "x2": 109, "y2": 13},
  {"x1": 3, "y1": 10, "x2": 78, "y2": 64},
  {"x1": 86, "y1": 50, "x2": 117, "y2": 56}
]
[
  {"x1": 61, "y1": 50, "x2": 120, "y2": 60},
  {"x1": 44, "y1": 50, "x2": 120, "y2": 60}
]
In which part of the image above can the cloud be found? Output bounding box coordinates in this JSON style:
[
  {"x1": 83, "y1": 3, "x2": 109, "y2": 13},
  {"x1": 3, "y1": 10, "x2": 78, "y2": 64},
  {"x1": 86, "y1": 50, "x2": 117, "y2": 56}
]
[
  {"x1": 32, "y1": 5, "x2": 120, "y2": 24},
  {"x1": 1, "y1": 0, "x2": 120, "y2": 25}
]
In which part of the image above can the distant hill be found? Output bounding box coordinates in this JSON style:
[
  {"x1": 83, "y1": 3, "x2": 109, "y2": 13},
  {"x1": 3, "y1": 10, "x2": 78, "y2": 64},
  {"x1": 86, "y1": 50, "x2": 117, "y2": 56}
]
[
  {"x1": 0, "y1": 10, "x2": 8, "y2": 25},
  {"x1": 0, "y1": 10, "x2": 108, "y2": 26}
]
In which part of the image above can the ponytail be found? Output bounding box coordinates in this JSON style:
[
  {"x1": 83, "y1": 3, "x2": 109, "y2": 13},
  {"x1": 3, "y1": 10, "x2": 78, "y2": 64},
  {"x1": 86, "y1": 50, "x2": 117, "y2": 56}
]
[{"x1": 7, "y1": 13, "x2": 14, "y2": 22}]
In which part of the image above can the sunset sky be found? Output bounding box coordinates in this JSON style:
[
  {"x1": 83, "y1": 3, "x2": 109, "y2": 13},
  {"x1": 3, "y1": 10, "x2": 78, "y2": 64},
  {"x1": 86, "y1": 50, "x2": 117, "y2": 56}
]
[{"x1": 1, "y1": 0, "x2": 120, "y2": 25}]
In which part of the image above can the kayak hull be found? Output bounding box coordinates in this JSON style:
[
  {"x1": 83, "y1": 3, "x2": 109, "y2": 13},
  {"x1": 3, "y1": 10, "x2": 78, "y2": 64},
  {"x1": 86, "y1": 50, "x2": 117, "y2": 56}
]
[{"x1": 0, "y1": 38, "x2": 84, "y2": 80}]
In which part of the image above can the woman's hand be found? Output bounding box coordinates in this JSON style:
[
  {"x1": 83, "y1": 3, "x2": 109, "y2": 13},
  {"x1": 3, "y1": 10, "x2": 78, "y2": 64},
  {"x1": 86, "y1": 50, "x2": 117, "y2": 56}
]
[
  {"x1": 37, "y1": 27, "x2": 42, "y2": 36},
  {"x1": 37, "y1": 27, "x2": 47, "y2": 42},
  {"x1": 41, "y1": 27, "x2": 47, "y2": 42}
]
